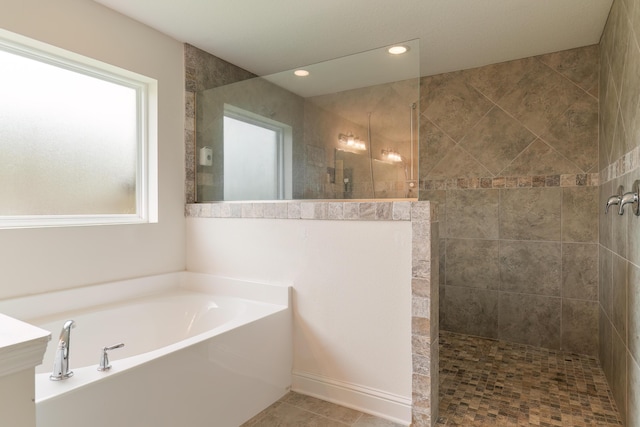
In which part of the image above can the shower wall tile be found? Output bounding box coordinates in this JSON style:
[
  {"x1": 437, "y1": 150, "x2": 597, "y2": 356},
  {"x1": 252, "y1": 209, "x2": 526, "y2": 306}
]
[
  {"x1": 419, "y1": 119, "x2": 456, "y2": 180},
  {"x1": 445, "y1": 239, "x2": 499, "y2": 290},
  {"x1": 561, "y1": 299, "x2": 598, "y2": 356},
  {"x1": 561, "y1": 243, "x2": 598, "y2": 301},
  {"x1": 446, "y1": 189, "x2": 499, "y2": 239},
  {"x1": 499, "y1": 187, "x2": 562, "y2": 241},
  {"x1": 500, "y1": 139, "x2": 582, "y2": 176},
  {"x1": 541, "y1": 97, "x2": 599, "y2": 173},
  {"x1": 458, "y1": 106, "x2": 536, "y2": 175},
  {"x1": 426, "y1": 145, "x2": 492, "y2": 179},
  {"x1": 600, "y1": 246, "x2": 614, "y2": 319},
  {"x1": 461, "y1": 56, "x2": 534, "y2": 103},
  {"x1": 562, "y1": 187, "x2": 599, "y2": 242},
  {"x1": 498, "y1": 293, "x2": 561, "y2": 349},
  {"x1": 499, "y1": 241, "x2": 561, "y2": 296},
  {"x1": 612, "y1": 253, "x2": 628, "y2": 344},
  {"x1": 612, "y1": 175, "x2": 632, "y2": 258},
  {"x1": 600, "y1": 305, "x2": 614, "y2": 385},
  {"x1": 496, "y1": 59, "x2": 585, "y2": 136},
  {"x1": 537, "y1": 44, "x2": 600, "y2": 94},
  {"x1": 600, "y1": 179, "x2": 614, "y2": 249},
  {"x1": 442, "y1": 286, "x2": 498, "y2": 339},
  {"x1": 629, "y1": 352, "x2": 640, "y2": 427},
  {"x1": 421, "y1": 44, "x2": 600, "y2": 357},
  {"x1": 628, "y1": 261, "x2": 640, "y2": 363},
  {"x1": 421, "y1": 71, "x2": 493, "y2": 142},
  {"x1": 599, "y1": 4, "x2": 640, "y2": 420},
  {"x1": 612, "y1": 328, "x2": 628, "y2": 425}
]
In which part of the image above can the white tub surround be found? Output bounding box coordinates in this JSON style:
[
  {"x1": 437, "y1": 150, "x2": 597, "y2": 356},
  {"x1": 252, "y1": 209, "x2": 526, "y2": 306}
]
[
  {"x1": 0, "y1": 314, "x2": 50, "y2": 427},
  {"x1": 0, "y1": 272, "x2": 291, "y2": 427},
  {"x1": 186, "y1": 200, "x2": 438, "y2": 426}
]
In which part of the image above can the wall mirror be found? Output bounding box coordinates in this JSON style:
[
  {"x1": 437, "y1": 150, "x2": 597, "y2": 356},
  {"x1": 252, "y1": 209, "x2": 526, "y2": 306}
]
[{"x1": 196, "y1": 39, "x2": 419, "y2": 201}]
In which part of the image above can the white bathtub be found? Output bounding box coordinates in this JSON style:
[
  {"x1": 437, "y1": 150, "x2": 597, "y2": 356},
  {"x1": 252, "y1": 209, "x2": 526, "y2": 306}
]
[{"x1": 0, "y1": 272, "x2": 292, "y2": 427}]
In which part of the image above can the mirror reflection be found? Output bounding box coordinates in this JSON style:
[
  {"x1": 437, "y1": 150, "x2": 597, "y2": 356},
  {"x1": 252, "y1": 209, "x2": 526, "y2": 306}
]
[{"x1": 196, "y1": 40, "x2": 419, "y2": 201}]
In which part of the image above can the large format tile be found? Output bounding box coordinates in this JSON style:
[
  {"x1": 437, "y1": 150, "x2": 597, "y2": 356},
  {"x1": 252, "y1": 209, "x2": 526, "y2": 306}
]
[
  {"x1": 542, "y1": 96, "x2": 599, "y2": 173},
  {"x1": 497, "y1": 59, "x2": 585, "y2": 136},
  {"x1": 612, "y1": 254, "x2": 628, "y2": 344},
  {"x1": 498, "y1": 293, "x2": 561, "y2": 349},
  {"x1": 612, "y1": 330, "x2": 628, "y2": 425},
  {"x1": 501, "y1": 138, "x2": 582, "y2": 176},
  {"x1": 421, "y1": 72, "x2": 493, "y2": 142},
  {"x1": 600, "y1": 246, "x2": 614, "y2": 319},
  {"x1": 462, "y1": 56, "x2": 535, "y2": 103},
  {"x1": 561, "y1": 298, "x2": 598, "y2": 356},
  {"x1": 427, "y1": 145, "x2": 492, "y2": 179},
  {"x1": 420, "y1": 119, "x2": 457, "y2": 179},
  {"x1": 537, "y1": 44, "x2": 599, "y2": 94},
  {"x1": 562, "y1": 242, "x2": 598, "y2": 300},
  {"x1": 629, "y1": 353, "x2": 640, "y2": 427},
  {"x1": 446, "y1": 189, "x2": 499, "y2": 239},
  {"x1": 562, "y1": 183, "x2": 599, "y2": 243},
  {"x1": 445, "y1": 239, "x2": 499, "y2": 289},
  {"x1": 500, "y1": 187, "x2": 562, "y2": 241},
  {"x1": 459, "y1": 106, "x2": 536, "y2": 175},
  {"x1": 499, "y1": 240, "x2": 561, "y2": 296},
  {"x1": 628, "y1": 262, "x2": 640, "y2": 363},
  {"x1": 600, "y1": 305, "x2": 614, "y2": 386},
  {"x1": 442, "y1": 286, "x2": 498, "y2": 338}
]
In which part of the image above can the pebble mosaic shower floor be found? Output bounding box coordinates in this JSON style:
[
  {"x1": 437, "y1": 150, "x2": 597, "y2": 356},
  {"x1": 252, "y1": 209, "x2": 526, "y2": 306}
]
[
  {"x1": 243, "y1": 331, "x2": 623, "y2": 426},
  {"x1": 436, "y1": 331, "x2": 623, "y2": 426}
]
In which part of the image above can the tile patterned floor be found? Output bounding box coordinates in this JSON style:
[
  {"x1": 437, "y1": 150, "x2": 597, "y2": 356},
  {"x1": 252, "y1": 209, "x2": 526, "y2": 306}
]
[
  {"x1": 242, "y1": 331, "x2": 623, "y2": 426},
  {"x1": 436, "y1": 331, "x2": 624, "y2": 426},
  {"x1": 241, "y1": 392, "x2": 404, "y2": 426}
]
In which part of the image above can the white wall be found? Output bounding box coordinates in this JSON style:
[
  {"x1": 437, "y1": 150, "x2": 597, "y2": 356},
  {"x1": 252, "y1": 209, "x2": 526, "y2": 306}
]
[
  {"x1": 0, "y1": 0, "x2": 185, "y2": 299},
  {"x1": 186, "y1": 217, "x2": 413, "y2": 422}
]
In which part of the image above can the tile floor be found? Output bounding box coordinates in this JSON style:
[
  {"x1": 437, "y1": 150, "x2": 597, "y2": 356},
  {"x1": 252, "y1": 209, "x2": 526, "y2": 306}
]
[
  {"x1": 436, "y1": 331, "x2": 623, "y2": 426},
  {"x1": 241, "y1": 392, "x2": 404, "y2": 426},
  {"x1": 243, "y1": 331, "x2": 623, "y2": 427}
]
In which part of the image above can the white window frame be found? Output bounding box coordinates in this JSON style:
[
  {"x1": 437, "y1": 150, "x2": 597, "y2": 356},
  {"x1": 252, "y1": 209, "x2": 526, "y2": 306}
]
[
  {"x1": 0, "y1": 28, "x2": 158, "y2": 229},
  {"x1": 222, "y1": 104, "x2": 292, "y2": 201}
]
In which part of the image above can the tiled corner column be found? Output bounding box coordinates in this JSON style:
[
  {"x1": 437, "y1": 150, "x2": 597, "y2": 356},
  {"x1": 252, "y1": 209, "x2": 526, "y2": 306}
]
[
  {"x1": 186, "y1": 200, "x2": 438, "y2": 426},
  {"x1": 410, "y1": 203, "x2": 439, "y2": 427}
]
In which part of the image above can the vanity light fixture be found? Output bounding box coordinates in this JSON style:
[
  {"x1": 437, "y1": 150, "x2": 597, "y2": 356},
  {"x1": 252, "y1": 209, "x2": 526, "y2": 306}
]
[
  {"x1": 294, "y1": 69, "x2": 310, "y2": 77},
  {"x1": 388, "y1": 45, "x2": 409, "y2": 55},
  {"x1": 339, "y1": 132, "x2": 366, "y2": 151},
  {"x1": 381, "y1": 149, "x2": 403, "y2": 162}
]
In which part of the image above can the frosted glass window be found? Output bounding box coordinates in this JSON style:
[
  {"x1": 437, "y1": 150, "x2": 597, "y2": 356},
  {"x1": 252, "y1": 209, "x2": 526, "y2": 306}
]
[
  {"x1": 224, "y1": 116, "x2": 282, "y2": 200},
  {"x1": 0, "y1": 31, "x2": 156, "y2": 227}
]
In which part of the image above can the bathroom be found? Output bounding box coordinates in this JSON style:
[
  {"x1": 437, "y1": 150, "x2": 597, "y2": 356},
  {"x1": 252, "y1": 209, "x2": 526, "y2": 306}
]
[{"x1": 0, "y1": 0, "x2": 638, "y2": 426}]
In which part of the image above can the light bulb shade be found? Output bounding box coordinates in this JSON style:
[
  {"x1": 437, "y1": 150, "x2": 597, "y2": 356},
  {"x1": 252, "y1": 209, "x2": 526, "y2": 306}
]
[{"x1": 339, "y1": 133, "x2": 366, "y2": 151}]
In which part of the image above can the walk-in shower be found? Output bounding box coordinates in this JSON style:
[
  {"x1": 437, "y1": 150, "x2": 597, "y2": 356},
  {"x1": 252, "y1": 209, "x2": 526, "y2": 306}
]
[{"x1": 194, "y1": 40, "x2": 420, "y2": 201}]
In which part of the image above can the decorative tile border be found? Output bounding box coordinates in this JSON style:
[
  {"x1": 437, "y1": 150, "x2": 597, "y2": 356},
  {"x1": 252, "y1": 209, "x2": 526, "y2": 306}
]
[
  {"x1": 421, "y1": 173, "x2": 598, "y2": 191},
  {"x1": 601, "y1": 145, "x2": 640, "y2": 184},
  {"x1": 186, "y1": 201, "x2": 418, "y2": 222}
]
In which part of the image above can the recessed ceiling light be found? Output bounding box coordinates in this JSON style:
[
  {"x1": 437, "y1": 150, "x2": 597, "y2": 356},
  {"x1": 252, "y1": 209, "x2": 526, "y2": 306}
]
[
  {"x1": 388, "y1": 45, "x2": 409, "y2": 55},
  {"x1": 294, "y1": 69, "x2": 310, "y2": 77}
]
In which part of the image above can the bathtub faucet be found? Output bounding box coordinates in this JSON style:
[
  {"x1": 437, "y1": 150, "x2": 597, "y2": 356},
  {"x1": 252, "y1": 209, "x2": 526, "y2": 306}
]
[{"x1": 50, "y1": 319, "x2": 76, "y2": 381}]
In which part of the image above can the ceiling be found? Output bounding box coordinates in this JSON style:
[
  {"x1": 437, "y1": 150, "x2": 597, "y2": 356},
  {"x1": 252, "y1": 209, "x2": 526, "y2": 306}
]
[{"x1": 94, "y1": 0, "x2": 613, "y2": 78}]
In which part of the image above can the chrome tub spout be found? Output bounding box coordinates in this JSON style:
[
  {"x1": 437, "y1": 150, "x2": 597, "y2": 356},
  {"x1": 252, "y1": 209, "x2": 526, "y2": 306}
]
[{"x1": 50, "y1": 320, "x2": 75, "y2": 381}]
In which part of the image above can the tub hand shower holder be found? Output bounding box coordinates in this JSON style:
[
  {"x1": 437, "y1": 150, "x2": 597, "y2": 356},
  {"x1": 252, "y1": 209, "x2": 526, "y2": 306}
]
[{"x1": 98, "y1": 342, "x2": 125, "y2": 371}]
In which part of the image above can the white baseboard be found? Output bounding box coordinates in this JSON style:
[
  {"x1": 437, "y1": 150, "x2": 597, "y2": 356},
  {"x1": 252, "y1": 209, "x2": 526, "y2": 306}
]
[{"x1": 291, "y1": 371, "x2": 412, "y2": 425}]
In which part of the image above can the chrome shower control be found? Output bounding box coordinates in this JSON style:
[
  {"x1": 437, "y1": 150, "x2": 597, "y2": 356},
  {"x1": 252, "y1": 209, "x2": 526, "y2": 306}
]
[
  {"x1": 605, "y1": 185, "x2": 624, "y2": 214},
  {"x1": 619, "y1": 181, "x2": 640, "y2": 216},
  {"x1": 98, "y1": 343, "x2": 125, "y2": 371}
]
